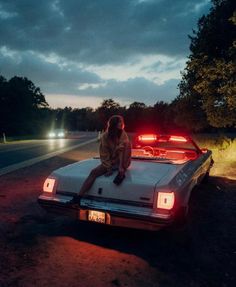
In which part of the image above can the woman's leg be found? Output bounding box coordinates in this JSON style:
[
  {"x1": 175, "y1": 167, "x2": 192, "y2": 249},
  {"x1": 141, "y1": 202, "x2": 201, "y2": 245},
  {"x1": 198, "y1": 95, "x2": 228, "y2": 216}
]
[
  {"x1": 122, "y1": 142, "x2": 131, "y2": 170},
  {"x1": 79, "y1": 164, "x2": 107, "y2": 196},
  {"x1": 118, "y1": 142, "x2": 131, "y2": 174},
  {"x1": 113, "y1": 143, "x2": 131, "y2": 185}
]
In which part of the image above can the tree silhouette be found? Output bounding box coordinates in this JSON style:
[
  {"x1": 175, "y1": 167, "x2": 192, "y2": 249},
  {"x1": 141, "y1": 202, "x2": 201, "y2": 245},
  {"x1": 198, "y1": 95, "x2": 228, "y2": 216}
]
[
  {"x1": 96, "y1": 99, "x2": 122, "y2": 129},
  {"x1": 176, "y1": 0, "x2": 236, "y2": 128},
  {"x1": 0, "y1": 76, "x2": 48, "y2": 135}
]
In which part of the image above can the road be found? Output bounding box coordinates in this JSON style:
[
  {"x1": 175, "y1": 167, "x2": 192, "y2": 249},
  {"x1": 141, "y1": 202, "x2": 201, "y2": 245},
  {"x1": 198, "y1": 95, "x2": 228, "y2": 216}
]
[
  {"x1": 0, "y1": 132, "x2": 97, "y2": 175},
  {"x1": 0, "y1": 140, "x2": 235, "y2": 287}
]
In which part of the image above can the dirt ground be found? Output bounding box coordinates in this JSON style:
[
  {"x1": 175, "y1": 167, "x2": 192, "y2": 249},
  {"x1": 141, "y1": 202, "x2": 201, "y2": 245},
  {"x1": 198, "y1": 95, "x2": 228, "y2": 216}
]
[{"x1": 0, "y1": 142, "x2": 235, "y2": 287}]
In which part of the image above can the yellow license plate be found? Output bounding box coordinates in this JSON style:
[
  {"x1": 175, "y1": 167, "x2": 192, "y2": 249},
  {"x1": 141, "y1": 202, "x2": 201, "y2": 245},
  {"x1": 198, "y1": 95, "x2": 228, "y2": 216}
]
[{"x1": 88, "y1": 210, "x2": 106, "y2": 224}]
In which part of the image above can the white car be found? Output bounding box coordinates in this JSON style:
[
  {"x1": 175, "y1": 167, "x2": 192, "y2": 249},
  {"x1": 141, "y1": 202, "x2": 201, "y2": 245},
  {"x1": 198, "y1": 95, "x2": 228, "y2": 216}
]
[
  {"x1": 48, "y1": 129, "x2": 66, "y2": 138},
  {"x1": 38, "y1": 134, "x2": 213, "y2": 231}
]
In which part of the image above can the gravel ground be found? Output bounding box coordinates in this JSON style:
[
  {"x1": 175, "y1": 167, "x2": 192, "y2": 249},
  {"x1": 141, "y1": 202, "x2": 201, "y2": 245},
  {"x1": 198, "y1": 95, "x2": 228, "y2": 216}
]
[{"x1": 0, "y1": 141, "x2": 235, "y2": 287}]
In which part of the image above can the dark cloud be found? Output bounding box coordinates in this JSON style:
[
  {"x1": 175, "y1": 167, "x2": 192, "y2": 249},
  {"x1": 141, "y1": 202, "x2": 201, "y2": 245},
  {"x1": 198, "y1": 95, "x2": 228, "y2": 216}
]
[
  {"x1": 0, "y1": 48, "x2": 101, "y2": 93},
  {"x1": 0, "y1": 0, "x2": 211, "y2": 106},
  {"x1": 77, "y1": 77, "x2": 180, "y2": 104},
  {"x1": 141, "y1": 58, "x2": 185, "y2": 73},
  {"x1": 0, "y1": 0, "x2": 211, "y2": 64}
]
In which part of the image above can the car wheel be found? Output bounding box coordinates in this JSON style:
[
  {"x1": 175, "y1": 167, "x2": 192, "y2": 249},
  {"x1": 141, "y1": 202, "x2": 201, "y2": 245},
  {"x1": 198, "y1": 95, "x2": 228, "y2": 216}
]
[
  {"x1": 202, "y1": 171, "x2": 210, "y2": 183},
  {"x1": 172, "y1": 206, "x2": 188, "y2": 230}
]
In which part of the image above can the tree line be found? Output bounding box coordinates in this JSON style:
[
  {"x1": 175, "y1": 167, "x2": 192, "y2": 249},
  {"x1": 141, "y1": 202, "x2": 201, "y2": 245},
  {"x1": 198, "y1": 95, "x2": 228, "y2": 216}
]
[
  {"x1": 0, "y1": 0, "x2": 235, "y2": 136},
  {"x1": 0, "y1": 88, "x2": 183, "y2": 135}
]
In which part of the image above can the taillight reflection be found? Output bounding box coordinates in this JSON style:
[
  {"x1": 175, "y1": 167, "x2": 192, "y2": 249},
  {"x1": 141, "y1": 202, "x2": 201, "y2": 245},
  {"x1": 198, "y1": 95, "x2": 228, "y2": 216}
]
[
  {"x1": 157, "y1": 192, "x2": 175, "y2": 210},
  {"x1": 169, "y1": 136, "x2": 188, "y2": 142},
  {"x1": 43, "y1": 178, "x2": 56, "y2": 193}
]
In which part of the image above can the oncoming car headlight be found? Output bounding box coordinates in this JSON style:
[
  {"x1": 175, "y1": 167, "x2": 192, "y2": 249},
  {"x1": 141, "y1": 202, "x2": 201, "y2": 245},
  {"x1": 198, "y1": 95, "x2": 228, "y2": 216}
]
[
  {"x1": 157, "y1": 192, "x2": 175, "y2": 210},
  {"x1": 43, "y1": 178, "x2": 56, "y2": 193}
]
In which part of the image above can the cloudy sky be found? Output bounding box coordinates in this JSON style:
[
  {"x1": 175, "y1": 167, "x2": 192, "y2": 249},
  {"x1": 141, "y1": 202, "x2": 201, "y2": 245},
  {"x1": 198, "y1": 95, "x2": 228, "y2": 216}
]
[{"x1": 0, "y1": 0, "x2": 211, "y2": 109}]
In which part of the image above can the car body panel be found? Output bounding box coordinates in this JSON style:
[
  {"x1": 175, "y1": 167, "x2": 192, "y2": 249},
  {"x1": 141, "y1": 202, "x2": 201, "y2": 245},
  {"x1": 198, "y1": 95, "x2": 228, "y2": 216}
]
[
  {"x1": 48, "y1": 129, "x2": 66, "y2": 138},
  {"x1": 53, "y1": 158, "x2": 183, "y2": 204},
  {"x1": 38, "y1": 136, "x2": 213, "y2": 231}
]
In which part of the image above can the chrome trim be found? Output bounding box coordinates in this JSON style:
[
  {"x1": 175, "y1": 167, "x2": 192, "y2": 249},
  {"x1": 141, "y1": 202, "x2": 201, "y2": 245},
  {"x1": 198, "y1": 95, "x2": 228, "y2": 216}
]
[
  {"x1": 56, "y1": 193, "x2": 153, "y2": 208},
  {"x1": 81, "y1": 199, "x2": 171, "y2": 220},
  {"x1": 38, "y1": 194, "x2": 73, "y2": 204},
  {"x1": 39, "y1": 194, "x2": 171, "y2": 220}
]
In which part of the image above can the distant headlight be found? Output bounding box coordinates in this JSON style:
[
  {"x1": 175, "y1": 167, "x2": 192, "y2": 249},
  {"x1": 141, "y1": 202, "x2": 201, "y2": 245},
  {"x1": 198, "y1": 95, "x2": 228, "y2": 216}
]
[
  {"x1": 58, "y1": 132, "x2": 65, "y2": 137},
  {"x1": 49, "y1": 132, "x2": 56, "y2": 138}
]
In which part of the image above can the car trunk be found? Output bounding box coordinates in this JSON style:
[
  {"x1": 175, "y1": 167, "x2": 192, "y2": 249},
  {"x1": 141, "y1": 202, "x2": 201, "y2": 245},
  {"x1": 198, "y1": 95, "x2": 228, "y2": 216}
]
[{"x1": 54, "y1": 158, "x2": 181, "y2": 205}]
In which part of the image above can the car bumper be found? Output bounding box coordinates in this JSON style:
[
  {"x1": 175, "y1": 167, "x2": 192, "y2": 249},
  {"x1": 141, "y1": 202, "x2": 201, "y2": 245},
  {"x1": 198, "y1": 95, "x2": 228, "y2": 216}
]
[{"x1": 38, "y1": 194, "x2": 174, "y2": 231}]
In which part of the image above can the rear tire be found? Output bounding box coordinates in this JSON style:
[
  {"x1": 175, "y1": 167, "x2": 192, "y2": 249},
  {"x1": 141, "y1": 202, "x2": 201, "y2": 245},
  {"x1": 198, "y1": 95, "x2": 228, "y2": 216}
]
[
  {"x1": 171, "y1": 206, "x2": 188, "y2": 230},
  {"x1": 202, "y1": 171, "x2": 210, "y2": 184}
]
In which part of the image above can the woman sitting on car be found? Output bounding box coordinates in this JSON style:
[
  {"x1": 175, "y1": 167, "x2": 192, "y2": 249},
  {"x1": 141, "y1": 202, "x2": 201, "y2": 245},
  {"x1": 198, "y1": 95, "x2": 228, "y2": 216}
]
[{"x1": 78, "y1": 115, "x2": 131, "y2": 198}]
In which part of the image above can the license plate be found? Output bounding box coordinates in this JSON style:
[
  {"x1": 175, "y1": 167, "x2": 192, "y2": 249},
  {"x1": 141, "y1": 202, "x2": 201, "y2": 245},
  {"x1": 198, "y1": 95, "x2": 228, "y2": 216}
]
[{"x1": 88, "y1": 210, "x2": 106, "y2": 224}]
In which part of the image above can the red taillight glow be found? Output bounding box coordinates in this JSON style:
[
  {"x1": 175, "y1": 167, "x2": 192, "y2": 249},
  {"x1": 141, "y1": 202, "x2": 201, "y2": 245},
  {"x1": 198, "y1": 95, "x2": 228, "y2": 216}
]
[
  {"x1": 138, "y1": 134, "x2": 157, "y2": 142},
  {"x1": 157, "y1": 192, "x2": 175, "y2": 210},
  {"x1": 43, "y1": 178, "x2": 56, "y2": 193},
  {"x1": 169, "y1": 135, "x2": 188, "y2": 143}
]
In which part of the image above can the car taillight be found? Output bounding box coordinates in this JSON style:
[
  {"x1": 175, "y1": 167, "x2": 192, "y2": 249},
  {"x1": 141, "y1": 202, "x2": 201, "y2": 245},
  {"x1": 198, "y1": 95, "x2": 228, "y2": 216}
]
[
  {"x1": 157, "y1": 192, "x2": 175, "y2": 210},
  {"x1": 138, "y1": 134, "x2": 157, "y2": 142},
  {"x1": 43, "y1": 178, "x2": 56, "y2": 193}
]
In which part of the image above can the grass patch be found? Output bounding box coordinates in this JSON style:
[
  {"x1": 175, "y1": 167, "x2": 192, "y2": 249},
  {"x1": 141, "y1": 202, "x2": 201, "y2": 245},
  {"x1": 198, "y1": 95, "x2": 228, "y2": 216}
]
[
  {"x1": 0, "y1": 134, "x2": 44, "y2": 143},
  {"x1": 193, "y1": 134, "x2": 236, "y2": 178},
  {"x1": 193, "y1": 133, "x2": 236, "y2": 163}
]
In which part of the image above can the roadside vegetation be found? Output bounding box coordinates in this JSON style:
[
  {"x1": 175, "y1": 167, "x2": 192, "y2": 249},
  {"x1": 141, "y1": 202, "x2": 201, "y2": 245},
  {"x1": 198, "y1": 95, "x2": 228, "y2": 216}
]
[
  {"x1": 193, "y1": 134, "x2": 236, "y2": 163},
  {"x1": 194, "y1": 133, "x2": 236, "y2": 179},
  {"x1": 0, "y1": 134, "x2": 44, "y2": 143}
]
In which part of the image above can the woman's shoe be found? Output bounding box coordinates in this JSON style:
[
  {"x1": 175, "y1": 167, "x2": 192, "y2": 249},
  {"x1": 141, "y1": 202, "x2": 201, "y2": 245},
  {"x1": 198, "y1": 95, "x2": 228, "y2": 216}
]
[{"x1": 113, "y1": 172, "x2": 125, "y2": 185}]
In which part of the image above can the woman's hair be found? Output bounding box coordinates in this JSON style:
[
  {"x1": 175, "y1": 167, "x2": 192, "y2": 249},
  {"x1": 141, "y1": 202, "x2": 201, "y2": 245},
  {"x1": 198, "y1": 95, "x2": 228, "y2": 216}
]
[{"x1": 107, "y1": 115, "x2": 124, "y2": 140}]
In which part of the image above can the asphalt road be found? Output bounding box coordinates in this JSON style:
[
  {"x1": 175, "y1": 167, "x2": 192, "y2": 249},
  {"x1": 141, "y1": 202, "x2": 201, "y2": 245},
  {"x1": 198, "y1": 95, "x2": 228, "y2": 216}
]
[{"x1": 0, "y1": 132, "x2": 97, "y2": 172}]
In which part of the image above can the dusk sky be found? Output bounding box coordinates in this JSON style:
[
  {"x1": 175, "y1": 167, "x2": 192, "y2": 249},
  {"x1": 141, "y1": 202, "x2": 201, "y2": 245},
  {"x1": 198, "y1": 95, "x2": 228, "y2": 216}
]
[{"x1": 0, "y1": 0, "x2": 212, "y2": 109}]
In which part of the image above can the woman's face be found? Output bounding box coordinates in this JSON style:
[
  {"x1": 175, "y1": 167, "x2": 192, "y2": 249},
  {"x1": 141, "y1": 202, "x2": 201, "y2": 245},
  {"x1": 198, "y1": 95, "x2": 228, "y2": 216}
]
[{"x1": 117, "y1": 119, "x2": 124, "y2": 130}]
